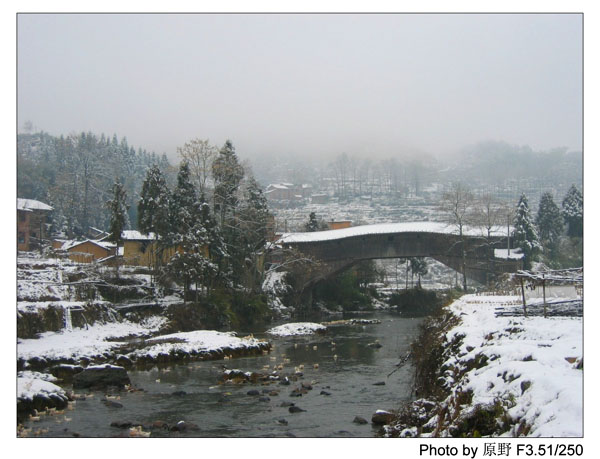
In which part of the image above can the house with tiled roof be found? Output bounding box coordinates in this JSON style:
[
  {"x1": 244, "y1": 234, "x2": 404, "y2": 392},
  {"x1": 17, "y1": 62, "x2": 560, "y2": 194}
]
[{"x1": 17, "y1": 198, "x2": 53, "y2": 251}]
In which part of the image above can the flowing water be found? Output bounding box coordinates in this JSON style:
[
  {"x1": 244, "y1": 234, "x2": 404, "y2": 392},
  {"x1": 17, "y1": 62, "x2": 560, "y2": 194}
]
[{"x1": 25, "y1": 311, "x2": 423, "y2": 437}]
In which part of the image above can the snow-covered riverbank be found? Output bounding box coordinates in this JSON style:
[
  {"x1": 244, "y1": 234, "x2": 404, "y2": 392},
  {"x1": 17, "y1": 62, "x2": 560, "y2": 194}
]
[{"x1": 386, "y1": 294, "x2": 582, "y2": 437}]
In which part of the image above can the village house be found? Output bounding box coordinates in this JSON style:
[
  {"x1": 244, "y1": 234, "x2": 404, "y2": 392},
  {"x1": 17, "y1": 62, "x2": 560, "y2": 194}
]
[
  {"x1": 327, "y1": 220, "x2": 352, "y2": 230},
  {"x1": 310, "y1": 193, "x2": 329, "y2": 204},
  {"x1": 265, "y1": 183, "x2": 313, "y2": 201},
  {"x1": 17, "y1": 198, "x2": 53, "y2": 251},
  {"x1": 121, "y1": 230, "x2": 183, "y2": 267},
  {"x1": 63, "y1": 239, "x2": 117, "y2": 263}
]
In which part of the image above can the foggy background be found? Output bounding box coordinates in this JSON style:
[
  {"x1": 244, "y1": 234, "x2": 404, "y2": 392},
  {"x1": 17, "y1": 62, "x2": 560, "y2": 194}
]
[{"x1": 17, "y1": 13, "x2": 582, "y2": 161}]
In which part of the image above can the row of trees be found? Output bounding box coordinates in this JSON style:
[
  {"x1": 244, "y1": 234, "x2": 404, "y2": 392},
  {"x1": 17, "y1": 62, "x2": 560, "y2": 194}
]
[
  {"x1": 18, "y1": 131, "x2": 171, "y2": 238},
  {"x1": 513, "y1": 185, "x2": 582, "y2": 269},
  {"x1": 106, "y1": 139, "x2": 271, "y2": 301},
  {"x1": 440, "y1": 182, "x2": 583, "y2": 288}
]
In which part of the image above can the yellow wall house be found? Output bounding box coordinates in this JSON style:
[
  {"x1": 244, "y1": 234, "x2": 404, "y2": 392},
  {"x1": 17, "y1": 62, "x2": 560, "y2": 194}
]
[
  {"x1": 64, "y1": 239, "x2": 116, "y2": 263},
  {"x1": 121, "y1": 230, "x2": 182, "y2": 267}
]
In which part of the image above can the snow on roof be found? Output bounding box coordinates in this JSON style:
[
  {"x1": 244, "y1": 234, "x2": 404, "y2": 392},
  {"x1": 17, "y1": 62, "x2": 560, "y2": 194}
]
[
  {"x1": 494, "y1": 248, "x2": 524, "y2": 260},
  {"x1": 278, "y1": 221, "x2": 509, "y2": 244},
  {"x1": 65, "y1": 239, "x2": 115, "y2": 252},
  {"x1": 121, "y1": 230, "x2": 155, "y2": 241},
  {"x1": 268, "y1": 184, "x2": 290, "y2": 190},
  {"x1": 17, "y1": 198, "x2": 53, "y2": 212}
]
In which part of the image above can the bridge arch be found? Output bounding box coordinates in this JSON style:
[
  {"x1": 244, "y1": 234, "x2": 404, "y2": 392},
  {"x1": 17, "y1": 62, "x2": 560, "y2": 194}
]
[{"x1": 274, "y1": 222, "x2": 521, "y2": 288}]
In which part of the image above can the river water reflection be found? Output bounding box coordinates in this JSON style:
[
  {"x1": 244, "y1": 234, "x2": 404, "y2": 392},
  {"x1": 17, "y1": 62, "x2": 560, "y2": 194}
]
[{"x1": 27, "y1": 311, "x2": 423, "y2": 437}]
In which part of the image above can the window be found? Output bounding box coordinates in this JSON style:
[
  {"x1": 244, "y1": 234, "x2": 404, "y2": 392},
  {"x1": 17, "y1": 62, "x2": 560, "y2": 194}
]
[{"x1": 18, "y1": 232, "x2": 25, "y2": 244}]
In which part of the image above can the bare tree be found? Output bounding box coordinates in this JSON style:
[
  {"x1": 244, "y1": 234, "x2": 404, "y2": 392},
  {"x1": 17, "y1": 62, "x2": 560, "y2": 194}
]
[
  {"x1": 439, "y1": 182, "x2": 475, "y2": 291},
  {"x1": 474, "y1": 193, "x2": 503, "y2": 240},
  {"x1": 177, "y1": 138, "x2": 217, "y2": 195}
]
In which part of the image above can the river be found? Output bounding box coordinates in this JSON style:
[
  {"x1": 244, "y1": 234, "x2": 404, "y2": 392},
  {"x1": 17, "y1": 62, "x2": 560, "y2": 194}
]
[{"x1": 25, "y1": 311, "x2": 423, "y2": 437}]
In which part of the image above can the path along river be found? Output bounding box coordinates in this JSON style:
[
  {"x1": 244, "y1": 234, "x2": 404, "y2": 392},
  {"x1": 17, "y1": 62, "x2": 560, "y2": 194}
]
[{"x1": 25, "y1": 311, "x2": 423, "y2": 437}]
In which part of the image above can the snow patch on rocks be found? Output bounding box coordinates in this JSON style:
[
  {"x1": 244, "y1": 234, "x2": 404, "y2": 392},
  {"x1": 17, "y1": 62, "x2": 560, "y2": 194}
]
[
  {"x1": 18, "y1": 372, "x2": 65, "y2": 401},
  {"x1": 266, "y1": 322, "x2": 326, "y2": 336},
  {"x1": 130, "y1": 330, "x2": 266, "y2": 358}
]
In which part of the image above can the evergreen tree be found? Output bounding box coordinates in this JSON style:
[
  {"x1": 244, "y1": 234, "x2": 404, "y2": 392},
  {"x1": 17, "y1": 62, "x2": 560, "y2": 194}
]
[
  {"x1": 236, "y1": 176, "x2": 271, "y2": 290},
  {"x1": 105, "y1": 181, "x2": 129, "y2": 278},
  {"x1": 166, "y1": 193, "x2": 226, "y2": 300},
  {"x1": 212, "y1": 140, "x2": 244, "y2": 227},
  {"x1": 562, "y1": 185, "x2": 583, "y2": 237},
  {"x1": 513, "y1": 194, "x2": 541, "y2": 270},
  {"x1": 305, "y1": 212, "x2": 320, "y2": 232},
  {"x1": 138, "y1": 165, "x2": 171, "y2": 274},
  {"x1": 170, "y1": 161, "x2": 198, "y2": 244},
  {"x1": 536, "y1": 192, "x2": 564, "y2": 259}
]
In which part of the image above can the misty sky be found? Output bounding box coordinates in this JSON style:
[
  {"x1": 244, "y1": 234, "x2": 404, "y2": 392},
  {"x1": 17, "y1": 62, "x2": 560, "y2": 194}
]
[{"x1": 17, "y1": 13, "x2": 582, "y2": 160}]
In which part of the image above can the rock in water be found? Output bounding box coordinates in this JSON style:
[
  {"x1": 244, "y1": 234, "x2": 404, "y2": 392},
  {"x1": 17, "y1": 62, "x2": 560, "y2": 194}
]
[
  {"x1": 373, "y1": 381, "x2": 386, "y2": 386},
  {"x1": 110, "y1": 420, "x2": 133, "y2": 428},
  {"x1": 289, "y1": 406, "x2": 306, "y2": 413},
  {"x1": 50, "y1": 364, "x2": 84, "y2": 381},
  {"x1": 247, "y1": 389, "x2": 260, "y2": 396},
  {"x1": 152, "y1": 420, "x2": 169, "y2": 430},
  {"x1": 170, "y1": 420, "x2": 200, "y2": 432},
  {"x1": 320, "y1": 390, "x2": 331, "y2": 396},
  {"x1": 371, "y1": 410, "x2": 394, "y2": 425},
  {"x1": 72, "y1": 365, "x2": 131, "y2": 389},
  {"x1": 103, "y1": 400, "x2": 124, "y2": 409},
  {"x1": 353, "y1": 416, "x2": 368, "y2": 425}
]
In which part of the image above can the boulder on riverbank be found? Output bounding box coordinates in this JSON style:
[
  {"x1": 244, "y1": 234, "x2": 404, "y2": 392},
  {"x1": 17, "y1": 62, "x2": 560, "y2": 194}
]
[
  {"x1": 72, "y1": 364, "x2": 130, "y2": 389},
  {"x1": 17, "y1": 371, "x2": 70, "y2": 422},
  {"x1": 372, "y1": 410, "x2": 394, "y2": 425}
]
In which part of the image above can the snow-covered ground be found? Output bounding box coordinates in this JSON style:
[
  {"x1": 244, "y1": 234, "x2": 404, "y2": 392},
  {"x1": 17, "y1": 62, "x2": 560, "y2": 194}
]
[
  {"x1": 444, "y1": 295, "x2": 582, "y2": 437},
  {"x1": 409, "y1": 294, "x2": 582, "y2": 437},
  {"x1": 18, "y1": 317, "x2": 167, "y2": 363}
]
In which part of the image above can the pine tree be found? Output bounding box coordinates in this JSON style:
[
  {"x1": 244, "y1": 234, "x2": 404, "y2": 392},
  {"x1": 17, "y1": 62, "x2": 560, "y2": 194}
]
[
  {"x1": 513, "y1": 194, "x2": 541, "y2": 270},
  {"x1": 305, "y1": 212, "x2": 320, "y2": 232},
  {"x1": 536, "y1": 192, "x2": 564, "y2": 259},
  {"x1": 562, "y1": 185, "x2": 583, "y2": 237},
  {"x1": 236, "y1": 176, "x2": 271, "y2": 290},
  {"x1": 170, "y1": 161, "x2": 198, "y2": 244},
  {"x1": 212, "y1": 140, "x2": 244, "y2": 227},
  {"x1": 106, "y1": 181, "x2": 129, "y2": 278},
  {"x1": 138, "y1": 165, "x2": 170, "y2": 274},
  {"x1": 166, "y1": 193, "x2": 225, "y2": 300}
]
